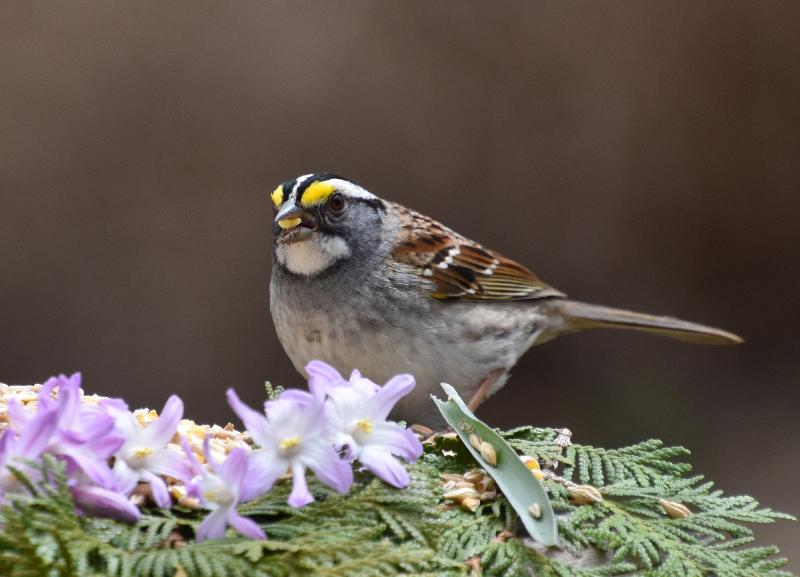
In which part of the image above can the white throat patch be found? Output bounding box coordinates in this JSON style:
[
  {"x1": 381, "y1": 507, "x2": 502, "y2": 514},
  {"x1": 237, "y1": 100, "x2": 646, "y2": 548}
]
[{"x1": 276, "y1": 233, "x2": 351, "y2": 276}]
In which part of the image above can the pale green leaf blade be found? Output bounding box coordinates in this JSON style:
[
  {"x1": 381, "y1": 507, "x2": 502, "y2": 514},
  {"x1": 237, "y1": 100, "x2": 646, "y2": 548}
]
[{"x1": 432, "y1": 383, "x2": 559, "y2": 546}]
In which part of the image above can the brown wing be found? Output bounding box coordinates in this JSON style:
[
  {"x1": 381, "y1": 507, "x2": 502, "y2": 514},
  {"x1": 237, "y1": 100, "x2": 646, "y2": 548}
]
[{"x1": 389, "y1": 202, "x2": 565, "y2": 301}]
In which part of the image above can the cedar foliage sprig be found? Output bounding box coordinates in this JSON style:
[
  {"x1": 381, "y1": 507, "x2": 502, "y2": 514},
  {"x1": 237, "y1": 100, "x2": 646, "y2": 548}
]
[{"x1": 0, "y1": 427, "x2": 794, "y2": 577}]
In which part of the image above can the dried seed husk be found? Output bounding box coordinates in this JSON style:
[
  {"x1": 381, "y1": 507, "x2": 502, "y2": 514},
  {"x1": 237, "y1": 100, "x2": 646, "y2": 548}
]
[
  {"x1": 479, "y1": 441, "x2": 498, "y2": 466},
  {"x1": 659, "y1": 499, "x2": 691, "y2": 518},
  {"x1": 462, "y1": 497, "x2": 481, "y2": 512},
  {"x1": 568, "y1": 484, "x2": 603, "y2": 504},
  {"x1": 443, "y1": 487, "x2": 480, "y2": 502},
  {"x1": 463, "y1": 469, "x2": 484, "y2": 482},
  {"x1": 469, "y1": 433, "x2": 482, "y2": 450},
  {"x1": 440, "y1": 473, "x2": 463, "y2": 483},
  {"x1": 476, "y1": 476, "x2": 495, "y2": 492}
]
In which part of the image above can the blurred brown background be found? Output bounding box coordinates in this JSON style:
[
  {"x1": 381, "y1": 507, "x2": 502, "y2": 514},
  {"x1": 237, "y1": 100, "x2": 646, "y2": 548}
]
[{"x1": 1, "y1": 1, "x2": 798, "y2": 566}]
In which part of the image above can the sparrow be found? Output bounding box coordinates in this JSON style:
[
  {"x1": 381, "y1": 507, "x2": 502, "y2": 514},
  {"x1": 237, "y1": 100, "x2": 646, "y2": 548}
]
[{"x1": 268, "y1": 173, "x2": 741, "y2": 424}]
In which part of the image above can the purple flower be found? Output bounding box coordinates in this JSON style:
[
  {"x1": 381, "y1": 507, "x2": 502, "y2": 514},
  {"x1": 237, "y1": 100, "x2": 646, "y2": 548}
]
[
  {"x1": 106, "y1": 395, "x2": 189, "y2": 509},
  {"x1": 227, "y1": 389, "x2": 353, "y2": 507},
  {"x1": 70, "y1": 472, "x2": 141, "y2": 523},
  {"x1": 0, "y1": 405, "x2": 59, "y2": 497},
  {"x1": 310, "y1": 362, "x2": 423, "y2": 488},
  {"x1": 7, "y1": 374, "x2": 124, "y2": 488},
  {"x1": 182, "y1": 436, "x2": 265, "y2": 541}
]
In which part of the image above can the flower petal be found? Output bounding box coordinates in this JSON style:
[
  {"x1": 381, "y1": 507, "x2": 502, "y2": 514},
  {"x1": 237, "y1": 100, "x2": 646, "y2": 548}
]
[
  {"x1": 368, "y1": 374, "x2": 415, "y2": 420},
  {"x1": 84, "y1": 429, "x2": 126, "y2": 460},
  {"x1": 287, "y1": 462, "x2": 314, "y2": 507},
  {"x1": 72, "y1": 484, "x2": 140, "y2": 523},
  {"x1": 37, "y1": 376, "x2": 60, "y2": 411},
  {"x1": 68, "y1": 452, "x2": 116, "y2": 488},
  {"x1": 219, "y1": 448, "x2": 248, "y2": 488},
  {"x1": 106, "y1": 406, "x2": 139, "y2": 440},
  {"x1": 264, "y1": 389, "x2": 314, "y2": 413},
  {"x1": 18, "y1": 407, "x2": 58, "y2": 458},
  {"x1": 202, "y1": 434, "x2": 218, "y2": 469},
  {"x1": 369, "y1": 423, "x2": 423, "y2": 462},
  {"x1": 6, "y1": 399, "x2": 31, "y2": 431},
  {"x1": 112, "y1": 459, "x2": 141, "y2": 495},
  {"x1": 305, "y1": 360, "x2": 345, "y2": 398},
  {"x1": 226, "y1": 389, "x2": 272, "y2": 445},
  {"x1": 358, "y1": 448, "x2": 410, "y2": 488},
  {"x1": 55, "y1": 375, "x2": 82, "y2": 429},
  {"x1": 196, "y1": 507, "x2": 228, "y2": 542},
  {"x1": 0, "y1": 430, "x2": 15, "y2": 469},
  {"x1": 227, "y1": 510, "x2": 266, "y2": 540},
  {"x1": 180, "y1": 435, "x2": 204, "y2": 478},
  {"x1": 240, "y1": 451, "x2": 287, "y2": 502},
  {"x1": 144, "y1": 395, "x2": 183, "y2": 446},
  {"x1": 143, "y1": 470, "x2": 172, "y2": 509},
  {"x1": 147, "y1": 447, "x2": 193, "y2": 481},
  {"x1": 300, "y1": 442, "x2": 352, "y2": 495}
]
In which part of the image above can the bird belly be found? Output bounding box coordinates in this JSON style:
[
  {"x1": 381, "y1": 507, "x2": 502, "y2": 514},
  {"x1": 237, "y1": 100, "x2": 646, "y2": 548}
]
[{"x1": 271, "y1": 279, "x2": 549, "y2": 424}]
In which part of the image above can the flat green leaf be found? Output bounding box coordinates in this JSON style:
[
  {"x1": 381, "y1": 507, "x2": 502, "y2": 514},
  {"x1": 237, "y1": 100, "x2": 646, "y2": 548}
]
[{"x1": 432, "y1": 383, "x2": 559, "y2": 547}]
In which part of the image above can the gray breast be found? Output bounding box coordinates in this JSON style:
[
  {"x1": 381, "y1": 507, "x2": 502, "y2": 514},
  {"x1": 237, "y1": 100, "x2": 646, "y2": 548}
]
[{"x1": 270, "y1": 261, "x2": 548, "y2": 424}]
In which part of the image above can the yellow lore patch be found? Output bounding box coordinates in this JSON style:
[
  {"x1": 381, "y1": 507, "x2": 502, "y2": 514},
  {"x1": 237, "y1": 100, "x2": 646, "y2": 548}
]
[
  {"x1": 271, "y1": 185, "x2": 284, "y2": 207},
  {"x1": 301, "y1": 181, "x2": 336, "y2": 207}
]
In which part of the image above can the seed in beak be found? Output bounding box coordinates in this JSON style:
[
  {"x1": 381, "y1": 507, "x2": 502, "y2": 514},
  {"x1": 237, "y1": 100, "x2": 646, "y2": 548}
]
[{"x1": 278, "y1": 217, "x2": 302, "y2": 230}]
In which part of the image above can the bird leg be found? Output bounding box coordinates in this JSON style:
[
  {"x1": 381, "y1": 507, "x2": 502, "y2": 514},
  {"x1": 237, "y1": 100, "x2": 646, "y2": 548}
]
[{"x1": 467, "y1": 368, "x2": 505, "y2": 412}]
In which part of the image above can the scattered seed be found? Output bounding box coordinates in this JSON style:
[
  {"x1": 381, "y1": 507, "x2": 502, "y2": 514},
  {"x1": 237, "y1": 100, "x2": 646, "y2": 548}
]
[
  {"x1": 462, "y1": 497, "x2": 481, "y2": 512},
  {"x1": 469, "y1": 433, "x2": 482, "y2": 450},
  {"x1": 443, "y1": 487, "x2": 480, "y2": 501},
  {"x1": 659, "y1": 499, "x2": 691, "y2": 518},
  {"x1": 567, "y1": 484, "x2": 603, "y2": 504},
  {"x1": 479, "y1": 441, "x2": 498, "y2": 466}
]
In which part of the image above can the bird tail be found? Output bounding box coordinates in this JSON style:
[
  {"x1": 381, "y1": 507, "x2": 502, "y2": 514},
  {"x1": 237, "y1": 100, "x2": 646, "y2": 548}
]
[{"x1": 543, "y1": 299, "x2": 743, "y2": 345}]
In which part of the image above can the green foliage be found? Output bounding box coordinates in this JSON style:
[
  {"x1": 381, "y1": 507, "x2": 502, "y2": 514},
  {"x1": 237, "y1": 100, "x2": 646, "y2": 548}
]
[{"x1": 0, "y1": 427, "x2": 794, "y2": 577}]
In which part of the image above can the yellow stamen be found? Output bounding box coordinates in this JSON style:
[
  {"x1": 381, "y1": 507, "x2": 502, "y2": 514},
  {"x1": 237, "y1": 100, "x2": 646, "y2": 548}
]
[
  {"x1": 356, "y1": 419, "x2": 373, "y2": 434},
  {"x1": 279, "y1": 436, "x2": 301, "y2": 451},
  {"x1": 271, "y1": 185, "x2": 284, "y2": 207},
  {"x1": 133, "y1": 447, "x2": 153, "y2": 458},
  {"x1": 300, "y1": 181, "x2": 335, "y2": 207},
  {"x1": 278, "y1": 216, "x2": 302, "y2": 230}
]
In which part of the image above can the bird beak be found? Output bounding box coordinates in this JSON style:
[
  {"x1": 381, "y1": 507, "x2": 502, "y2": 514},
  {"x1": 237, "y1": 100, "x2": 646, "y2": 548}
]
[{"x1": 274, "y1": 204, "x2": 317, "y2": 245}]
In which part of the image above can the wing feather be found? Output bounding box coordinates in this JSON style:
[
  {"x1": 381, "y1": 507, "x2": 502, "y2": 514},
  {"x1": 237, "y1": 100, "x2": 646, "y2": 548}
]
[{"x1": 389, "y1": 202, "x2": 565, "y2": 302}]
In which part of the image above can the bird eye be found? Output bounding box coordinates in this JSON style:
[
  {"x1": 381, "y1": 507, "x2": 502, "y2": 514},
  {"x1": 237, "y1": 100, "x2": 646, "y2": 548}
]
[{"x1": 329, "y1": 192, "x2": 346, "y2": 213}]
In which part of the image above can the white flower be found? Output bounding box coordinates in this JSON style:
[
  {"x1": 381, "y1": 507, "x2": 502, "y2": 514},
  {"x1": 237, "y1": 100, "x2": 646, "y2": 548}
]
[
  {"x1": 308, "y1": 361, "x2": 424, "y2": 488},
  {"x1": 107, "y1": 396, "x2": 188, "y2": 508},
  {"x1": 227, "y1": 388, "x2": 352, "y2": 507}
]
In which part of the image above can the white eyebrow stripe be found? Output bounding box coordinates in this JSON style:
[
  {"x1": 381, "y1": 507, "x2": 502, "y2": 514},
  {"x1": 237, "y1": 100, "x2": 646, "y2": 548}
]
[{"x1": 324, "y1": 178, "x2": 377, "y2": 201}]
